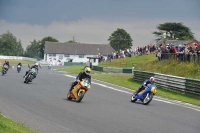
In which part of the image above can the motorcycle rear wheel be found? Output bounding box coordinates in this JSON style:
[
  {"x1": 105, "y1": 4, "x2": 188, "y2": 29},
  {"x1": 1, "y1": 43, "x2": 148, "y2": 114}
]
[
  {"x1": 143, "y1": 92, "x2": 153, "y2": 105},
  {"x1": 67, "y1": 92, "x2": 72, "y2": 100}
]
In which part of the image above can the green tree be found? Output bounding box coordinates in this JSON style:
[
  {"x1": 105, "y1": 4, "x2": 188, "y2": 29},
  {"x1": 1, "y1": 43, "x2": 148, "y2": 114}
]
[
  {"x1": 25, "y1": 36, "x2": 58, "y2": 59},
  {"x1": 0, "y1": 31, "x2": 24, "y2": 56},
  {"x1": 40, "y1": 36, "x2": 59, "y2": 58},
  {"x1": 108, "y1": 28, "x2": 133, "y2": 51},
  {"x1": 25, "y1": 39, "x2": 41, "y2": 58},
  {"x1": 153, "y1": 22, "x2": 195, "y2": 41},
  {"x1": 15, "y1": 39, "x2": 24, "y2": 56}
]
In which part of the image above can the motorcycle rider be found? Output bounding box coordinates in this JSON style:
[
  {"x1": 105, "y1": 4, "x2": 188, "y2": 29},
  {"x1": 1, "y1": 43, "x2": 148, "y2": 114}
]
[
  {"x1": 23, "y1": 63, "x2": 39, "y2": 79},
  {"x1": 17, "y1": 62, "x2": 22, "y2": 67},
  {"x1": 17, "y1": 62, "x2": 22, "y2": 66},
  {"x1": 48, "y1": 62, "x2": 51, "y2": 69},
  {"x1": 135, "y1": 76, "x2": 155, "y2": 95},
  {"x1": 2, "y1": 61, "x2": 10, "y2": 71},
  {"x1": 69, "y1": 67, "x2": 91, "y2": 92}
]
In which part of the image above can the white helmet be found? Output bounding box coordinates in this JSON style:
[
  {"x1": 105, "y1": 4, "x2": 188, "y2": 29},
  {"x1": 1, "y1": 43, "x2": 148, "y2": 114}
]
[
  {"x1": 84, "y1": 67, "x2": 91, "y2": 75},
  {"x1": 35, "y1": 63, "x2": 38, "y2": 66},
  {"x1": 150, "y1": 77, "x2": 155, "y2": 84}
]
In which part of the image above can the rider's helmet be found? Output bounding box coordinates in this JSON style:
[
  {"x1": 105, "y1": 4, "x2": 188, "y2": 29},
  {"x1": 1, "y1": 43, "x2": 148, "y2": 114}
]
[
  {"x1": 35, "y1": 62, "x2": 39, "y2": 67},
  {"x1": 84, "y1": 67, "x2": 91, "y2": 75},
  {"x1": 150, "y1": 77, "x2": 155, "y2": 84}
]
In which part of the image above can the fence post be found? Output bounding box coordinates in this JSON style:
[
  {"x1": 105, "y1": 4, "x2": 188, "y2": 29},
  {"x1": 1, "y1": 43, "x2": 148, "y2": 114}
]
[{"x1": 132, "y1": 67, "x2": 134, "y2": 75}]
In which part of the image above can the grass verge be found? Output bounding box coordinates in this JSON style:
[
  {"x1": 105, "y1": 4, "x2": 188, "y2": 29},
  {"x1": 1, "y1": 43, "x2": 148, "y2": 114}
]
[
  {"x1": 0, "y1": 59, "x2": 35, "y2": 65},
  {"x1": 57, "y1": 66, "x2": 200, "y2": 106},
  {"x1": 0, "y1": 113, "x2": 37, "y2": 133}
]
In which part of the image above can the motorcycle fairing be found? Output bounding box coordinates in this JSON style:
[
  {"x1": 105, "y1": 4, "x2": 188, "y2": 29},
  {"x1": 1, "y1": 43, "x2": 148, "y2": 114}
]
[
  {"x1": 137, "y1": 86, "x2": 153, "y2": 99},
  {"x1": 151, "y1": 87, "x2": 156, "y2": 94},
  {"x1": 72, "y1": 84, "x2": 81, "y2": 100}
]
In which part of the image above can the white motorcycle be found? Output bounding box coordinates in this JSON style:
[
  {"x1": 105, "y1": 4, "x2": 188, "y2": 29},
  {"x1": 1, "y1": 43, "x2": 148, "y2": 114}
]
[
  {"x1": 48, "y1": 64, "x2": 51, "y2": 69},
  {"x1": 17, "y1": 65, "x2": 21, "y2": 73}
]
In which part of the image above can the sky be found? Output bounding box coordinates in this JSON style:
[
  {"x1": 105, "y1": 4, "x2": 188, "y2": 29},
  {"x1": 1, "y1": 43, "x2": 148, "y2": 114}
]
[{"x1": 0, "y1": 0, "x2": 200, "y2": 49}]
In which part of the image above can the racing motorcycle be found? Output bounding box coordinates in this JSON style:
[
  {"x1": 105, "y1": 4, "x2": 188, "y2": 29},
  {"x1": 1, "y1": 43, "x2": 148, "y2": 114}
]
[
  {"x1": 67, "y1": 78, "x2": 91, "y2": 103},
  {"x1": 131, "y1": 84, "x2": 157, "y2": 105},
  {"x1": 17, "y1": 65, "x2": 21, "y2": 73},
  {"x1": 2, "y1": 65, "x2": 8, "y2": 76},
  {"x1": 24, "y1": 68, "x2": 37, "y2": 83},
  {"x1": 48, "y1": 64, "x2": 51, "y2": 69}
]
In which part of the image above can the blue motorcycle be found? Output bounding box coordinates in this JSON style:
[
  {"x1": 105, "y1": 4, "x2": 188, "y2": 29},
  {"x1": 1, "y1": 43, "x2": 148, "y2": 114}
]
[{"x1": 131, "y1": 84, "x2": 157, "y2": 105}]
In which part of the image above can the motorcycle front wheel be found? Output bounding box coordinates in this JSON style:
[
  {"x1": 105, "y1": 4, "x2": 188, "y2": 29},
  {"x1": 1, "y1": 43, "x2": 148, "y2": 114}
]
[
  {"x1": 77, "y1": 91, "x2": 85, "y2": 103},
  {"x1": 131, "y1": 92, "x2": 137, "y2": 102},
  {"x1": 143, "y1": 92, "x2": 153, "y2": 105}
]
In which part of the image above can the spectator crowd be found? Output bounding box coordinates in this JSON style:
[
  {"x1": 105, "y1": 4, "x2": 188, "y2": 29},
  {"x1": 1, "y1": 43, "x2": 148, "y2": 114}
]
[{"x1": 96, "y1": 41, "x2": 200, "y2": 63}]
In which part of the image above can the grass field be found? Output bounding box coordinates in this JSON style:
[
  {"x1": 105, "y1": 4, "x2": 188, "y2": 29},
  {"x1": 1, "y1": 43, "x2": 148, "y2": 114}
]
[
  {"x1": 0, "y1": 59, "x2": 35, "y2": 65},
  {"x1": 0, "y1": 113, "x2": 37, "y2": 133},
  {"x1": 99, "y1": 53, "x2": 200, "y2": 79}
]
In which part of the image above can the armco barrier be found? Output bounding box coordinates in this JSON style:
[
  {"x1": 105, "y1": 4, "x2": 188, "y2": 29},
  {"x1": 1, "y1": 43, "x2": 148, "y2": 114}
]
[
  {"x1": 92, "y1": 66, "x2": 199, "y2": 96},
  {"x1": 64, "y1": 62, "x2": 84, "y2": 66},
  {"x1": 133, "y1": 70, "x2": 200, "y2": 97},
  {"x1": 185, "y1": 78, "x2": 200, "y2": 96},
  {"x1": 93, "y1": 66, "x2": 103, "y2": 71},
  {"x1": 0, "y1": 55, "x2": 37, "y2": 62},
  {"x1": 92, "y1": 66, "x2": 132, "y2": 73},
  {"x1": 103, "y1": 67, "x2": 123, "y2": 73},
  {"x1": 123, "y1": 68, "x2": 132, "y2": 73},
  {"x1": 155, "y1": 73, "x2": 185, "y2": 93}
]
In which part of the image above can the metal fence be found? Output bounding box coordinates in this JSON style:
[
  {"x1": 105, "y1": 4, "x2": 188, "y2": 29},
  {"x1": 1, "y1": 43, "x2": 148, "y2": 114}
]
[
  {"x1": 159, "y1": 53, "x2": 200, "y2": 63},
  {"x1": 0, "y1": 55, "x2": 37, "y2": 62}
]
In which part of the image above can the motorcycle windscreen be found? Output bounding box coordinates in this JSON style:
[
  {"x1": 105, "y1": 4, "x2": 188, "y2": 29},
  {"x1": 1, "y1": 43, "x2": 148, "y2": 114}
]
[
  {"x1": 31, "y1": 68, "x2": 37, "y2": 75},
  {"x1": 84, "y1": 81, "x2": 89, "y2": 88}
]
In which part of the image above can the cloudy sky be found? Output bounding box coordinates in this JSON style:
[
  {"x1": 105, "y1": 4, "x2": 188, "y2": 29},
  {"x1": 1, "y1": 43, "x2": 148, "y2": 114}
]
[{"x1": 0, "y1": 0, "x2": 200, "y2": 49}]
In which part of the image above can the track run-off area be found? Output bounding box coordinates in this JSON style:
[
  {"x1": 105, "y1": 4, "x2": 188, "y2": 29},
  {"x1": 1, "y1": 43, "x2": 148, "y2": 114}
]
[{"x1": 0, "y1": 66, "x2": 199, "y2": 133}]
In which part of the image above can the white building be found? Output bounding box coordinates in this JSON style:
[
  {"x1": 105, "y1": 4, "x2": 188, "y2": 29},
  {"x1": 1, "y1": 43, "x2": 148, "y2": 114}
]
[{"x1": 44, "y1": 41, "x2": 115, "y2": 66}]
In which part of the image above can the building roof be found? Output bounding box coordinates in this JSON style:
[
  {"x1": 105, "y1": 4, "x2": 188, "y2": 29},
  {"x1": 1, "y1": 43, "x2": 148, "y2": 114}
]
[
  {"x1": 44, "y1": 41, "x2": 115, "y2": 55},
  {"x1": 156, "y1": 39, "x2": 196, "y2": 47}
]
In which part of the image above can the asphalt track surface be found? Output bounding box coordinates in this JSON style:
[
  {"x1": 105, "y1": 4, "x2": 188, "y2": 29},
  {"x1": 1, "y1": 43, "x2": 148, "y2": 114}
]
[{"x1": 0, "y1": 66, "x2": 200, "y2": 133}]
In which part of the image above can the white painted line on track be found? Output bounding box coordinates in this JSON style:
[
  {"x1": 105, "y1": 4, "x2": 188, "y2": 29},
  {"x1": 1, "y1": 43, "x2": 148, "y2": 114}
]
[{"x1": 64, "y1": 74, "x2": 200, "y2": 112}]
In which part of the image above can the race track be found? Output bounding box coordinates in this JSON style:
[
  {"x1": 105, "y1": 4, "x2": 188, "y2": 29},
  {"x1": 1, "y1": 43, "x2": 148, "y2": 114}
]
[{"x1": 0, "y1": 66, "x2": 199, "y2": 133}]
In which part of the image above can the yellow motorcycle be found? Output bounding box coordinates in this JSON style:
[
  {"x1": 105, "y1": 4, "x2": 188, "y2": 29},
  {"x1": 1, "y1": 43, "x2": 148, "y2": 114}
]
[{"x1": 67, "y1": 78, "x2": 91, "y2": 103}]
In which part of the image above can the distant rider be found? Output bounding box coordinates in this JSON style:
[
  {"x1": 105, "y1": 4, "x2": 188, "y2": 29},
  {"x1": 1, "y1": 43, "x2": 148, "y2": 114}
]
[
  {"x1": 2, "y1": 61, "x2": 10, "y2": 71},
  {"x1": 135, "y1": 76, "x2": 155, "y2": 95},
  {"x1": 17, "y1": 62, "x2": 22, "y2": 67},
  {"x1": 23, "y1": 63, "x2": 39, "y2": 79},
  {"x1": 69, "y1": 67, "x2": 92, "y2": 92}
]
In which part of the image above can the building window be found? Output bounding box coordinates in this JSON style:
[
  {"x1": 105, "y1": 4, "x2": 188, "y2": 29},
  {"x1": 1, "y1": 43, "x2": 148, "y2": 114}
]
[
  {"x1": 59, "y1": 55, "x2": 63, "y2": 59},
  {"x1": 64, "y1": 54, "x2": 70, "y2": 57},
  {"x1": 53, "y1": 54, "x2": 56, "y2": 57},
  {"x1": 79, "y1": 55, "x2": 84, "y2": 58},
  {"x1": 49, "y1": 54, "x2": 53, "y2": 57}
]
